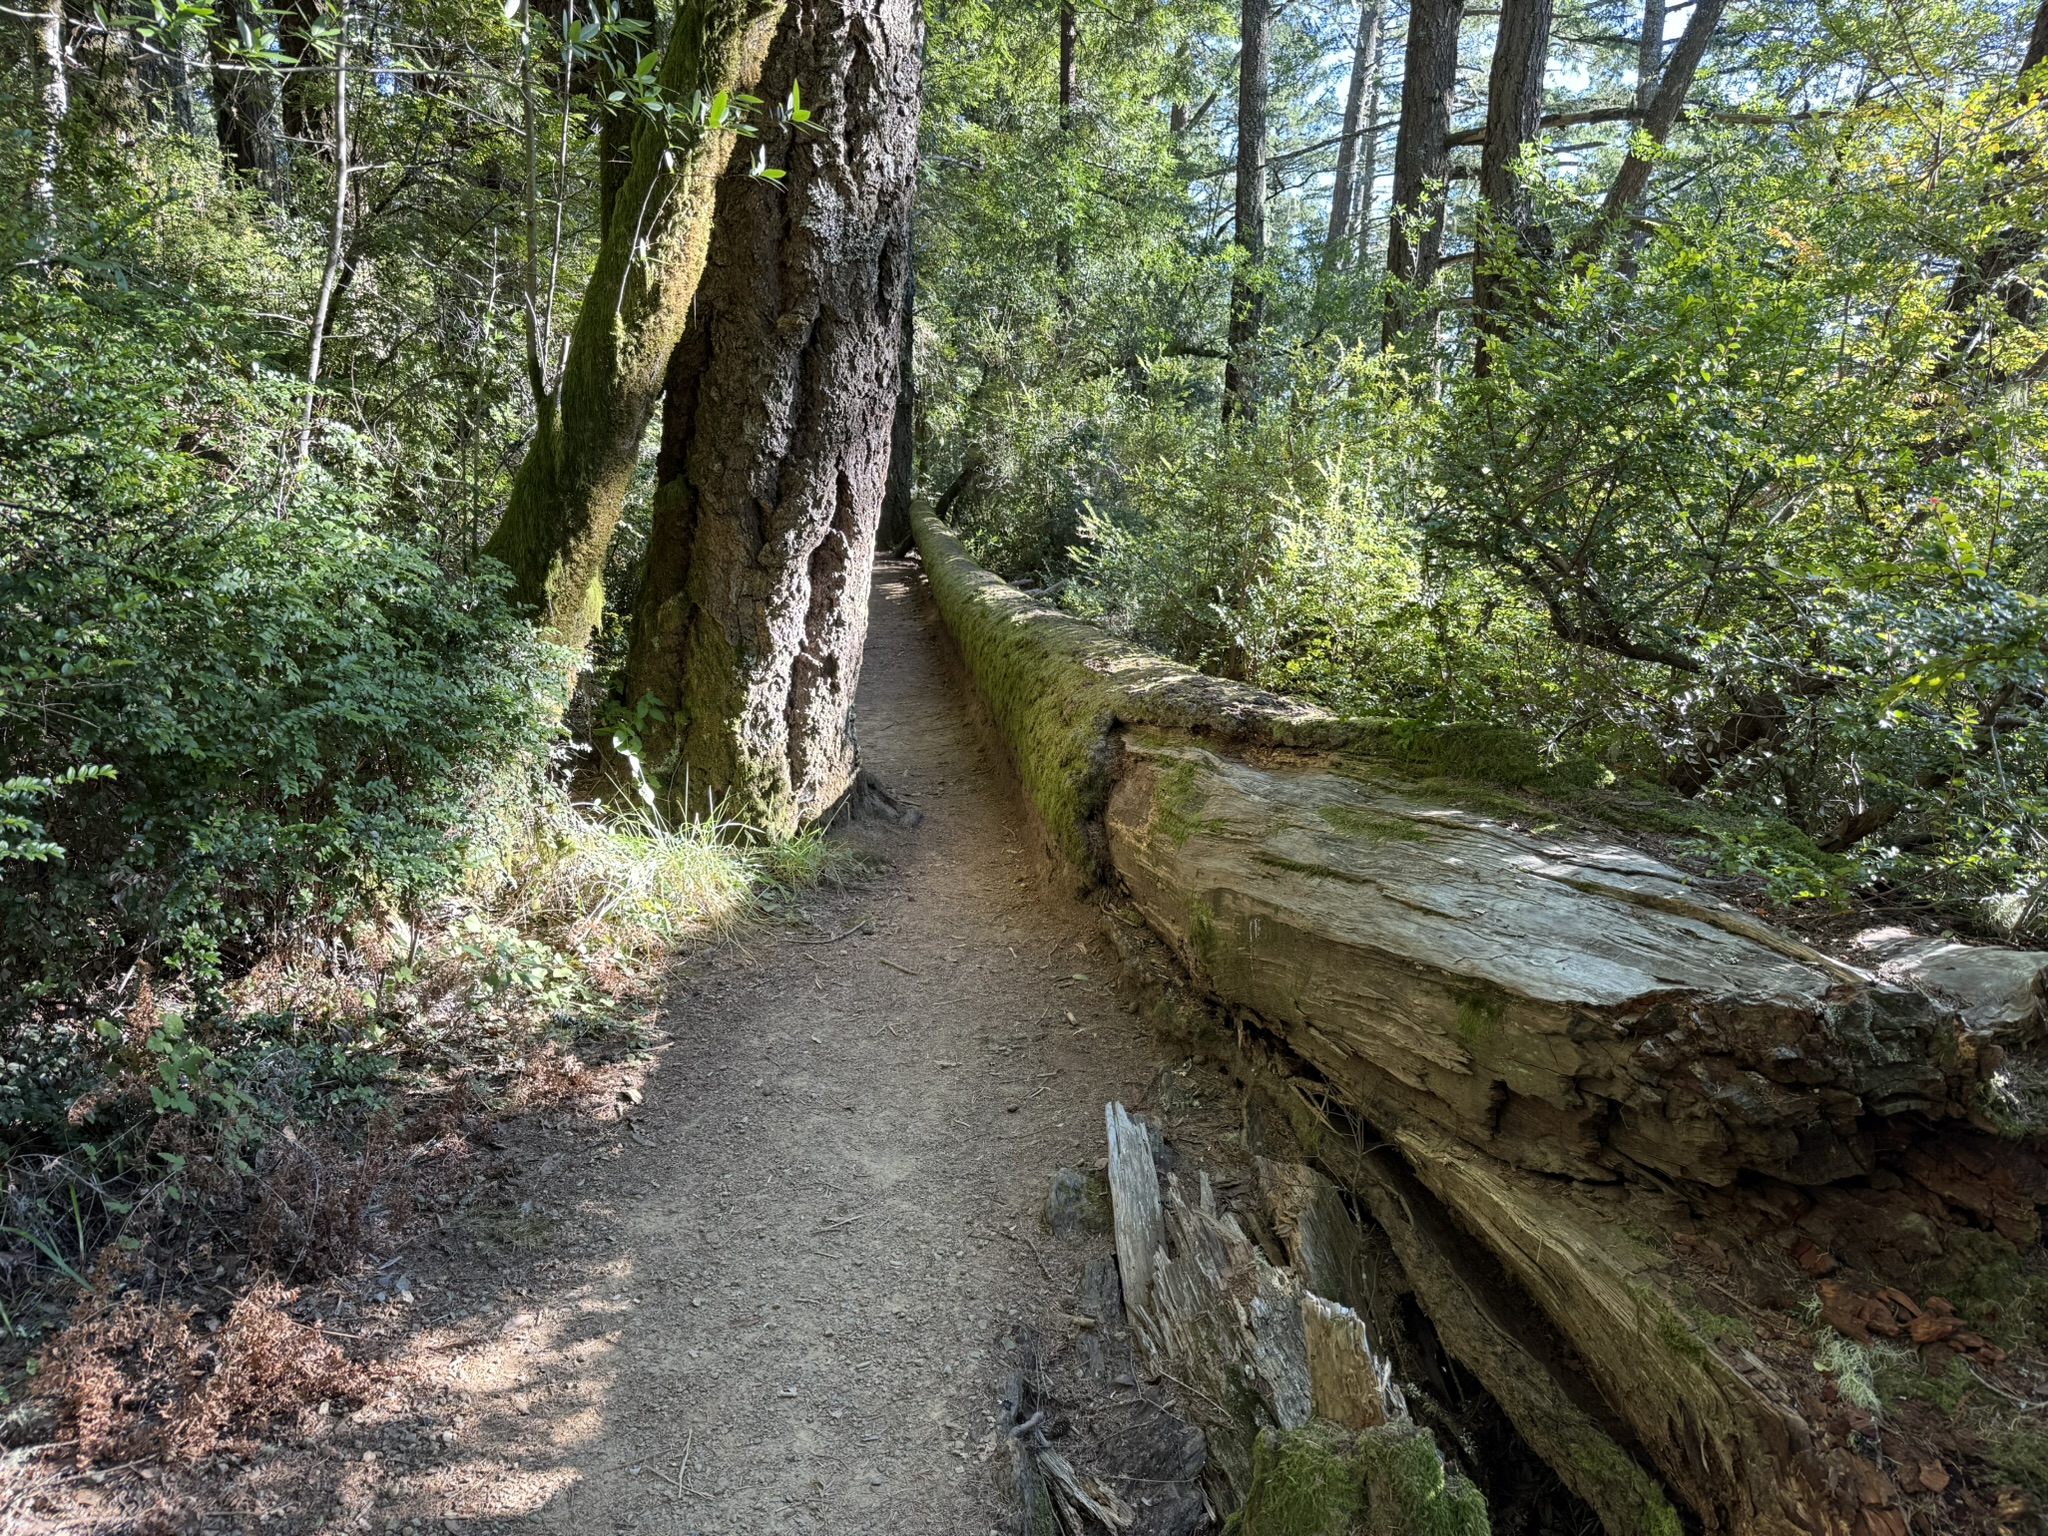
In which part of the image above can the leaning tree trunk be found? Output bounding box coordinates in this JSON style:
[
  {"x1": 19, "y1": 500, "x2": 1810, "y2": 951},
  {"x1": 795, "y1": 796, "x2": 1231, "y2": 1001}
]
[
  {"x1": 479, "y1": 0, "x2": 789, "y2": 652},
  {"x1": 1324, "y1": 0, "x2": 1380, "y2": 267},
  {"x1": 1566, "y1": 0, "x2": 1722, "y2": 264},
  {"x1": 1382, "y1": 0, "x2": 1464, "y2": 347},
  {"x1": 616, "y1": 0, "x2": 921, "y2": 834},
  {"x1": 1222, "y1": 0, "x2": 1270, "y2": 421}
]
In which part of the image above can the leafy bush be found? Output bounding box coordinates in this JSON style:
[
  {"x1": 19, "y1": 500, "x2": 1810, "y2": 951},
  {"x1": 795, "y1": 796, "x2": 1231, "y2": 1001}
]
[{"x1": 0, "y1": 275, "x2": 564, "y2": 1135}]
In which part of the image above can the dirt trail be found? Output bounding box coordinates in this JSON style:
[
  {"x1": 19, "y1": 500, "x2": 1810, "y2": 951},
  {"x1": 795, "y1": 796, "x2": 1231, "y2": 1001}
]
[{"x1": 298, "y1": 558, "x2": 1185, "y2": 1536}]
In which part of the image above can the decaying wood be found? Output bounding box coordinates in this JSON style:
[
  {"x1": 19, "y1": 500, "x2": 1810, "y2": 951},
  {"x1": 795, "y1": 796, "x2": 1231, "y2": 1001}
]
[
  {"x1": 1106, "y1": 737, "x2": 2042, "y2": 1190},
  {"x1": 1301, "y1": 1295, "x2": 1389, "y2": 1430},
  {"x1": 1105, "y1": 1103, "x2": 1164, "y2": 1318},
  {"x1": 1256, "y1": 1158, "x2": 1374, "y2": 1313},
  {"x1": 1039, "y1": 1447, "x2": 1136, "y2": 1531},
  {"x1": 1099, "y1": 740, "x2": 2048, "y2": 1533},
  {"x1": 1103, "y1": 1105, "x2": 1448, "y2": 1516},
  {"x1": 915, "y1": 508, "x2": 2048, "y2": 1535},
  {"x1": 1326, "y1": 1144, "x2": 1682, "y2": 1535}
]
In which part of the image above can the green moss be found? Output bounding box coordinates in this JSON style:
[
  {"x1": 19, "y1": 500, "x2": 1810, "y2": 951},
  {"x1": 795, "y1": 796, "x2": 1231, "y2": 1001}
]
[
  {"x1": 1355, "y1": 1423, "x2": 1491, "y2": 1536},
  {"x1": 1561, "y1": 1434, "x2": 1685, "y2": 1536},
  {"x1": 1991, "y1": 1421, "x2": 2048, "y2": 1505},
  {"x1": 1224, "y1": 1422, "x2": 1489, "y2": 1536},
  {"x1": 1253, "y1": 853, "x2": 1375, "y2": 883},
  {"x1": 1655, "y1": 1310, "x2": 1709, "y2": 1364},
  {"x1": 1340, "y1": 720, "x2": 1545, "y2": 787},
  {"x1": 1678, "y1": 1295, "x2": 1757, "y2": 1350},
  {"x1": 1154, "y1": 757, "x2": 1225, "y2": 846},
  {"x1": 1873, "y1": 1345, "x2": 1972, "y2": 1416},
  {"x1": 1223, "y1": 1421, "x2": 1368, "y2": 1536},
  {"x1": 1317, "y1": 804, "x2": 1440, "y2": 843},
  {"x1": 1921, "y1": 1227, "x2": 2039, "y2": 1348},
  {"x1": 1454, "y1": 992, "x2": 1506, "y2": 1053}
]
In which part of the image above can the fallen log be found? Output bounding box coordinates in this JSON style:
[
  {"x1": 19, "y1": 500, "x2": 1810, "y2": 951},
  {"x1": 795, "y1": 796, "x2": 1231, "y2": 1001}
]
[{"x1": 913, "y1": 506, "x2": 2048, "y2": 1535}]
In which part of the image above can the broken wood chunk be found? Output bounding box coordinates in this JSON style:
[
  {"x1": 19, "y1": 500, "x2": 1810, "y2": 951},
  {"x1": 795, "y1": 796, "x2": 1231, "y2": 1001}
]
[
  {"x1": 1301, "y1": 1295, "x2": 1389, "y2": 1431},
  {"x1": 1106, "y1": 1103, "x2": 1164, "y2": 1319}
]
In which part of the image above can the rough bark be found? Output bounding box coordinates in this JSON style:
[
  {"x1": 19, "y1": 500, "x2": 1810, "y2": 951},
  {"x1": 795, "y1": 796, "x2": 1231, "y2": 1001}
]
[
  {"x1": 1472, "y1": 0, "x2": 1554, "y2": 368},
  {"x1": 1635, "y1": 0, "x2": 1662, "y2": 111},
  {"x1": 31, "y1": 0, "x2": 67, "y2": 240},
  {"x1": 480, "y1": 0, "x2": 790, "y2": 652},
  {"x1": 1567, "y1": 0, "x2": 1722, "y2": 264},
  {"x1": 1382, "y1": 0, "x2": 1464, "y2": 347},
  {"x1": 278, "y1": 0, "x2": 333, "y2": 168},
  {"x1": 1354, "y1": 15, "x2": 1384, "y2": 266},
  {"x1": 1222, "y1": 0, "x2": 1270, "y2": 420},
  {"x1": 1324, "y1": 0, "x2": 1380, "y2": 265},
  {"x1": 616, "y1": 0, "x2": 920, "y2": 832}
]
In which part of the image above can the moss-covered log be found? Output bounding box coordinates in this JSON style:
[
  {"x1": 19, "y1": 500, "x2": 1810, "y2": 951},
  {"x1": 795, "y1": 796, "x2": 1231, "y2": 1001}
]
[{"x1": 911, "y1": 503, "x2": 2048, "y2": 1536}]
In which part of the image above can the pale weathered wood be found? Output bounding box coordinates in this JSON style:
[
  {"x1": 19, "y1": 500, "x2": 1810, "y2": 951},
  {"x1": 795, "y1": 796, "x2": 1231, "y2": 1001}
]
[
  {"x1": 1258, "y1": 1159, "x2": 1374, "y2": 1314},
  {"x1": 1105, "y1": 1103, "x2": 1164, "y2": 1319},
  {"x1": 1106, "y1": 737, "x2": 2043, "y2": 1190},
  {"x1": 1301, "y1": 1294, "x2": 1390, "y2": 1431},
  {"x1": 1039, "y1": 1448, "x2": 1136, "y2": 1531}
]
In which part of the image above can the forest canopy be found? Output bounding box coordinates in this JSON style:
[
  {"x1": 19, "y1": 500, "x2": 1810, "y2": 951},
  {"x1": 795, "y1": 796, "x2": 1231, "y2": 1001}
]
[{"x1": 919, "y1": 0, "x2": 2048, "y2": 940}]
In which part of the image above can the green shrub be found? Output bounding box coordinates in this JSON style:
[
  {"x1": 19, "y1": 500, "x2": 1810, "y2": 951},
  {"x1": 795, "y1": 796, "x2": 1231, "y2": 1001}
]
[{"x1": 0, "y1": 276, "x2": 563, "y2": 1137}]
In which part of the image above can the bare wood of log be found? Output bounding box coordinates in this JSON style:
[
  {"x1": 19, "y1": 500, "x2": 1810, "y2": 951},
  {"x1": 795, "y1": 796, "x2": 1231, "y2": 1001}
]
[
  {"x1": 1104, "y1": 1103, "x2": 1164, "y2": 1319},
  {"x1": 1038, "y1": 1448, "x2": 1136, "y2": 1531}
]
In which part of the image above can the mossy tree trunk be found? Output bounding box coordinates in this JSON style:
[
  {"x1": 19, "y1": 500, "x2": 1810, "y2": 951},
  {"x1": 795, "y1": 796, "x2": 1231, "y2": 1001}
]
[
  {"x1": 617, "y1": 0, "x2": 921, "y2": 834},
  {"x1": 480, "y1": 0, "x2": 790, "y2": 652}
]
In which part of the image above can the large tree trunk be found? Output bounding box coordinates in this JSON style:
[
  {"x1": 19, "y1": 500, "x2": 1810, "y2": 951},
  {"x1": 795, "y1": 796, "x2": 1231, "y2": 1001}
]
[
  {"x1": 615, "y1": 0, "x2": 921, "y2": 833},
  {"x1": 1567, "y1": 0, "x2": 1722, "y2": 263},
  {"x1": 1324, "y1": 0, "x2": 1380, "y2": 266},
  {"x1": 1382, "y1": 0, "x2": 1464, "y2": 347},
  {"x1": 1222, "y1": 0, "x2": 1270, "y2": 420},
  {"x1": 877, "y1": 264, "x2": 916, "y2": 554},
  {"x1": 1472, "y1": 0, "x2": 1553, "y2": 369},
  {"x1": 479, "y1": 0, "x2": 789, "y2": 651}
]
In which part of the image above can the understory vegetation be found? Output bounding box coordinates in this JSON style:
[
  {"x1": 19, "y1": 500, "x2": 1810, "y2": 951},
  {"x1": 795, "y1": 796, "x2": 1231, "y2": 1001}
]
[
  {"x1": 920, "y1": 0, "x2": 2048, "y2": 940},
  {"x1": 0, "y1": 0, "x2": 850, "y2": 1447}
]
